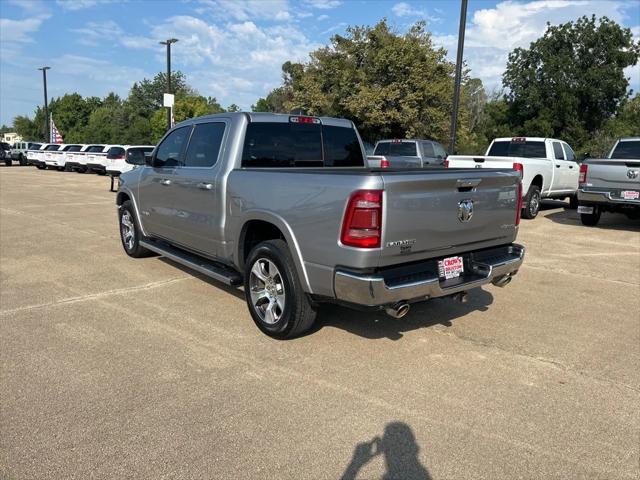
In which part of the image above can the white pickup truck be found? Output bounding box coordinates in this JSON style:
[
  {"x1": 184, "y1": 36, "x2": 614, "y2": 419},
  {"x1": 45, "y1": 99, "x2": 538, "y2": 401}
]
[{"x1": 447, "y1": 137, "x2": 580, "y2": 219}]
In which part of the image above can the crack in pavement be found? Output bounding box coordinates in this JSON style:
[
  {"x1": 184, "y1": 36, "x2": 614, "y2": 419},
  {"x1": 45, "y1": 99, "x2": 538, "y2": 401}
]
[{"x1": 0, "y1": 277, "x2": 191, "y2": 317}]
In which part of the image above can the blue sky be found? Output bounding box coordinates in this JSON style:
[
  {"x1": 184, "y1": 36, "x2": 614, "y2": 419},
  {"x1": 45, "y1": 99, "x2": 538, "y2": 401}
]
[{"x1": 1, "y1": 0, "x2": 639, "y2": 126}]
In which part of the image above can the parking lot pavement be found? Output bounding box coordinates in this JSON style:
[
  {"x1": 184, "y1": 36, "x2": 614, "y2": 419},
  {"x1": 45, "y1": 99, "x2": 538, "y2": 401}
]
[{"x1": 1, "y1": 167, "x2": 638, "y2": 480}]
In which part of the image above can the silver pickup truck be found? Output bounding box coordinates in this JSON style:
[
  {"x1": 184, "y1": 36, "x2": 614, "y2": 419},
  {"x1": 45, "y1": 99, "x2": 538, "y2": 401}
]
[
  {"x1": 117, "y1": 113, "x2": 525, "y2": 338},
  {"x1": 367, "y1": 138, "x2": 448, "y2": 169},
  {"x1": 578, "y1": 137, "x2": 640, "y2": 226}
]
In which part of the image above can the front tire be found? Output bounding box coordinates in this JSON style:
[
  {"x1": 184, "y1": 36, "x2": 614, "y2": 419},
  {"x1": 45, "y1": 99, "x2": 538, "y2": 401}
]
[
  {"x1": 244, "y1": 239, "x2": 317, "y2": 339},
  {"x1": 119, "y1": 200, "x2": 152, "y2": 258},
  {"x1": 522, "y1": 184, "x2": 541, "y2": 219},
  {"x1": 580, "y1": 207, "x2": 601, "y2": 226}
]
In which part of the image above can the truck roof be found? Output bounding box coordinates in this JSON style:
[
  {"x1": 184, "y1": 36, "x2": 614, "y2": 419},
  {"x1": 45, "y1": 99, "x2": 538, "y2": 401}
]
[
  {"x1": 492, "y1": 137, "x2": 565, "y2": 142},
  {"x1": 376, "y1": 138, "x2": 439, "y2": 143},
  {"x1": 618, "y1": 137, "x2": 640, "y2": 142},
  {"x1": 175, "y1": 112, "x2": 354, "y2": 129}
]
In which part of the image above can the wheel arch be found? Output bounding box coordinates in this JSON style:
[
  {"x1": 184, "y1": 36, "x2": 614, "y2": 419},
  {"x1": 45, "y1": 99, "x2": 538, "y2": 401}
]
[{"x1": 237, "y1": 212, "x2": 312, "y2": 293}]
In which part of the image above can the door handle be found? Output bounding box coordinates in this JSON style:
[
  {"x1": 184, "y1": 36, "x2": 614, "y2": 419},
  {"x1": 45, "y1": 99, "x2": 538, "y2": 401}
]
[
  {"x1": 197, "y1": 182, "x2": 213, "y2": 190},
  {"x1": 160, "y1": 179, "x2": 172, "y2": 185},
  {"x1": 569, "y1": 165, "x2": 574, "y2": 169},
  {"x1": 556, "y1": 165, "x2": 560, "y2": 168}
]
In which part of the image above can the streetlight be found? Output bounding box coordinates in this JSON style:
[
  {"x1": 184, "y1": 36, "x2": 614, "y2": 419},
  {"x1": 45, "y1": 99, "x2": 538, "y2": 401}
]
[
  {"x1": 38, "y1": 66, "x2": 51, "y2": 142},
  {"x1": 448, "y1": 0, "x2": 468, "y2": 155},
  {"x1": 159, "y1": 38, "x2": 178, "y2": 131}
]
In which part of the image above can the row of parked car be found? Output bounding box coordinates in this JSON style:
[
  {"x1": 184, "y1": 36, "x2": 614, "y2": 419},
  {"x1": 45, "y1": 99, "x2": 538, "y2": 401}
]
[
  {"x1": 5, "y1": 141, "x2": 154, "y2": 176},
  {"x1": 368, "y1": 136, "x2": 640, "y2": 226}
]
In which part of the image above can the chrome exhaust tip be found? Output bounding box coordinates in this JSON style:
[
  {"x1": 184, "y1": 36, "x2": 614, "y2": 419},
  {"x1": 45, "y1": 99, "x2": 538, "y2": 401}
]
[
  {"x1": 452, "y1": 291, "x2": 468, "y2": 303},
  {"x1": 492, "y1": 274, "x2": 513, "y2": 288},
  {"x1": 385, "y1": 302, "x2": 410, "y2": 319}
]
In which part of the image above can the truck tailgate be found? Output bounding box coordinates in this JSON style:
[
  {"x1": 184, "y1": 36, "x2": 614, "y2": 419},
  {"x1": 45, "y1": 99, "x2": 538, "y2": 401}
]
[
  {"x1": 447, "y1": 155, "x2": 516, "y2": 168},
  {"x1": 585, "y1": 159, "x2": 640, "y2": 191},
  {"x1": 379, "y1": 169, "x2": 519, "y2": 266}
]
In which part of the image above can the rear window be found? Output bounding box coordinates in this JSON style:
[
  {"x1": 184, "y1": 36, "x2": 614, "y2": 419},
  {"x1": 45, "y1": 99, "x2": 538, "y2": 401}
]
[
  {"x1": 241, "y1": 121, "x2": 363, "y2": 168},
  {"x1": 373, "y1": 141, "x2": 417, "y2": 157},
  {"x1": 86, "y1": 145, "x2": 105, "y2": 152},
  {"x1": 45, "y1": 145, "x2": 60, "y2": 151},
  {"x1": 107, "y1": 147, "x2": 125, "y2": 159},
  {"x1": 488, "y1": 140, "x2": 547, "y2": 158},
  {"x1": 65, "y1": 145, "x2": 82, "y2": 152},
  {"x1": 610, "y1": 140, "x2": 640, "y2": 159},
  {"x1": 28, "y1": 143, "x2": 41, "y2": 149}
]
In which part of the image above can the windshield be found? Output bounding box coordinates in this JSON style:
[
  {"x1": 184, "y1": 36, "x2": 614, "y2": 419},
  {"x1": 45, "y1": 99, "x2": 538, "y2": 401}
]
[
  {"x1": 610, "y1": 140, "x2": 640, "y2": 160},
  {"x1": 488, "y1": 140, "x2": 547, "y2": 158},
  {"x1": 374, "y1": 141, "x2": 417, "y2": 156}
]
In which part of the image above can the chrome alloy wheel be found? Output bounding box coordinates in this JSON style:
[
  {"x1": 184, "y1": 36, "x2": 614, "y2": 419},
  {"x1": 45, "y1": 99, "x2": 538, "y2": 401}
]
[
  {"x1": 249, "y1": 258, "x2": 286, "y2": 324},
  {"x1": 530, "y1": 191, "x2": 540, "y2": 216},
  {"x1": 121, "y1": 210, "x2": 136, "y2": 250}
]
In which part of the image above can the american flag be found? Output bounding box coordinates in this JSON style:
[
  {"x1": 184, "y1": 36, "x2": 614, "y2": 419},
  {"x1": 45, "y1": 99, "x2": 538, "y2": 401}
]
[{"x1": 50, "y1": 114, "x2": 63, "y2": 143}]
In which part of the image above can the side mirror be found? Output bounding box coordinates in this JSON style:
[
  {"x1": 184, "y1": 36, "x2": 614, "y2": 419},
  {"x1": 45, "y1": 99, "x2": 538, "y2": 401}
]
[{"x1": 144, "y1": 152, "x2": 153, "y2": 166}]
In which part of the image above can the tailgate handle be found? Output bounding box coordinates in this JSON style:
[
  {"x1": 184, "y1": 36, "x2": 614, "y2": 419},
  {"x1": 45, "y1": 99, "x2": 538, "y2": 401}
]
[
  {"x1": 457, "y1": 178, "x2": 481, "y2": 192},
  {"x1": 473, "y1": 157, "x2": 485, "y2": 163}
]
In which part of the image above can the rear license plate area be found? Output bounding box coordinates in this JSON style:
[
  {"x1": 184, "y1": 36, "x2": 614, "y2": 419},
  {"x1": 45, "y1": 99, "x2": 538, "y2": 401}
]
[
  {"x1": 438, "y1": 256, "x2": 464, "y2": 280},
  {"x1": 577, "y1": 206, "x2": 593, "y2": 214}
]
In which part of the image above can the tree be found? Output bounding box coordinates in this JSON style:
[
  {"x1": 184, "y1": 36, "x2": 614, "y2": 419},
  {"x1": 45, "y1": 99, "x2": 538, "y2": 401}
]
[
  {"x1": 259, "y1": 20, "x2": 479, "y2": 147},
  {"x1": 226, "y1": 103, "x2": 240, "y2": 112},
  {"x1": 503, "y1": 15, "x2": 639, "y2": 146},
  {"x1": 127, "y1": 71, "x2": 195, "y2": 118},
  {"x1": 150, "y1": 95, "x2": 226, "y2": 142},
  {"x1": 12, "y1": 115, "x2": 40, "y2": 140}
]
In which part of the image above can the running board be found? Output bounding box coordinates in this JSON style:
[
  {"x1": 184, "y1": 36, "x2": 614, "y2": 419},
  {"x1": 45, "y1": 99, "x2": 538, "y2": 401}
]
[{"x1": 139, "y1": 240, "x2": 243, "y2": 286}]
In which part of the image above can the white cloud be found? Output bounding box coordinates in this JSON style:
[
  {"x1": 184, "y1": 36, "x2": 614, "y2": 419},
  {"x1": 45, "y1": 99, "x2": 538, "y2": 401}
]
[
  {"x1": 392, "y1": 2, "x2": 424, "y2": 17},
  {"x1": 74, "y1": 14, "x2": 321, "y2": 109},
  {"x1": 56, "y1": 0, "x2": 121, "y2": 10},
  {"x1": 391, "y1": 2, "x2": 441, "y2": 23},
  {"x1": 321, "y1": 22, "x2": 347, "y2": 35},
  {"x1": 197, "y1": 0, "x2": 292, "y2": 21},
  {"x1": 302, "y1": 0, "x2": 340, "y2": 10},
  {"x1": 317, "y1": 14, "x2": 329, "y2": 21},
  {"x1": 432, "y1": 0, "x2": 638, "y2": 91}
]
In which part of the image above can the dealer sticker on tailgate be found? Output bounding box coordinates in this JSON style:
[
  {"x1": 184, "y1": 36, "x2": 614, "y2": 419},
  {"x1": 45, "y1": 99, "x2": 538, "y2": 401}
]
[
  {"x1": 622, "y1": 190, "x2": 639, "y2": 200},
  {"x1": 438, "y1": 256, "x2": 464, "y2": 280}
]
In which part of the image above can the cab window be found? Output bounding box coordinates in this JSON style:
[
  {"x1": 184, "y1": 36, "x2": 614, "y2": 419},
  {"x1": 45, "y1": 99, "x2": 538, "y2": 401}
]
[
  {"x1": 154, "y1": 126, "x2": 191, "y2": 167},
  {"x1": 552, "y1": 142, "x2": 565, "y2": 160},
  {"x1": 184, "y1": 123, "x2": 225, "y2": 167}
]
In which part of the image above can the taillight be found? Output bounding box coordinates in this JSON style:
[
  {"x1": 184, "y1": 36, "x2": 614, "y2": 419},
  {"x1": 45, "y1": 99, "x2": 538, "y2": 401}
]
[
  {"x1": 513, "y1": 162, "x2": 523, "y2": 177},
  {"x1": 516, "y1": 180, "x2": 523, "y2": 226},
  {"x1": 380, "y1": 157, "x2": 390, "y2": 168},
  {"x1": 340, "y1": 190, "x2": 383, "y2": 248},
  {"x1": 579, "y1": 163, "x2": 588, "y2": 184},
  {"x1": 444, "y1": 159, "x2": 449, "y2": 168}
]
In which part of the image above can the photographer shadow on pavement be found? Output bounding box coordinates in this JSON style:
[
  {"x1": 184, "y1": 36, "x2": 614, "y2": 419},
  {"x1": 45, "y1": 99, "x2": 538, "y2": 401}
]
[
  {"x1": 341, "y1": 422, "x2": 431, "y2": 480},
  {"x1": 315, "y1": 287, "x2": 494, "y2": 340}
]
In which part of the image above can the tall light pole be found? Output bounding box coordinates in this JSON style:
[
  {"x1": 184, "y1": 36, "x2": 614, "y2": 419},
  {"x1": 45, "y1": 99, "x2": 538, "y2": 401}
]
[
  {"x1": 448, "y1": 0, "x2": 468, "y2": 155},
  {"x1": 38, "y1": 66, "x2": 51, "y2": 142},
  {"x1": 159, "y1": 38, "x2": 178, "y2": 131}
]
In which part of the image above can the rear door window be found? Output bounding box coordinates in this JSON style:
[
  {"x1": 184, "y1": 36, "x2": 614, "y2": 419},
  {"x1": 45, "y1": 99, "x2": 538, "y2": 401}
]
[
  {"x1": 563, "y1": 143, "x2": 576, "y2": 161},
  {"x1": 184, "y1": 122, "x2": 226, "y2": 167},
  {"x1": 552, "y1": 142, "x2": 565, "y2": 160},
  {"x1": 433, "y1": 142, "x2": 447, "y2": 158},
  {"x1": 421, "y1": 142, "x2": 435, "y2": 158}
]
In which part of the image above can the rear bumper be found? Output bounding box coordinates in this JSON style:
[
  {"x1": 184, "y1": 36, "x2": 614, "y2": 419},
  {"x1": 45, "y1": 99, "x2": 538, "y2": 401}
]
[
  {"x1": 66, "y1": 161, "x2": 81, "y2": 169},
  {"x1": 334, "y1": 244, "x2": 524, "y2": 307},
  {"x1": 578, "y1": 188, "x2": 640, "y2": 206},
  {"x1": 27, "y1": 159, "x2": 43, "y2": 166}
]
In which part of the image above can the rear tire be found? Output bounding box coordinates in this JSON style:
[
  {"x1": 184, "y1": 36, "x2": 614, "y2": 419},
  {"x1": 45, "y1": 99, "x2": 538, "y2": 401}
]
[
  {"x1": 568, "y1": 195, "x2": 578, "y2": 209},
  {"x1": 119, "y1": 200, "x2": 152, "y2": 258},
  {"x1": 4, "y1": 159, "x2": 11, "y2": 166},
  {"x1": 36, "y1": 164, "x2": 46, "y2": 170},
  {"x1": 580, "y1": 207, "x2": 601, "y2": 226},
  {"x1": 244, "y1": 239, "x2": 317, "y2": 339},
  {"x1": 522, "y1": 184, "x2": 541, "y2": 219},
  {"x1": 19, "y1": 154, "x2": 26, "y2": 166}
]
